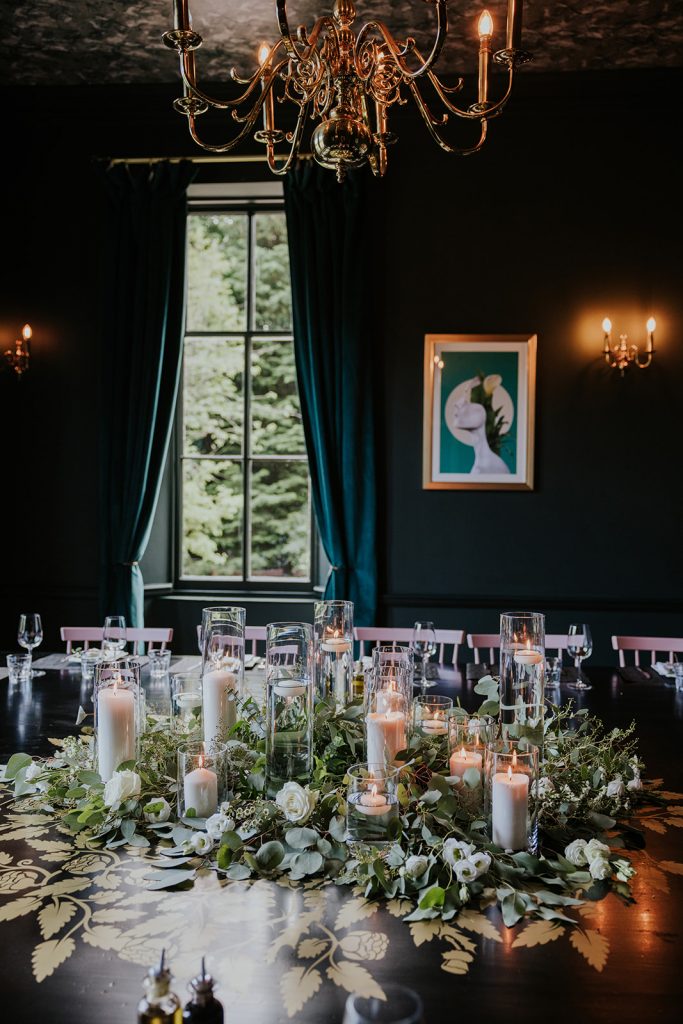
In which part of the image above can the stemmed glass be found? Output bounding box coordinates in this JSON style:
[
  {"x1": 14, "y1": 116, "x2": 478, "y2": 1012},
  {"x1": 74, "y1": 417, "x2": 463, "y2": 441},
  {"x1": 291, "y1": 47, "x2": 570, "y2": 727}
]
[
  {"x1": 18, "y1": 612, "x2": 45, "y2": 678},
  {"x1": 103, "y1": 615, "x2": 127, "y2": 659},
  {"x1": 411, "y1": 621, "x2": 437, "y2": 690},
  {"x1": 566, "y1": 623, "x2": 592, "y2": 691}
]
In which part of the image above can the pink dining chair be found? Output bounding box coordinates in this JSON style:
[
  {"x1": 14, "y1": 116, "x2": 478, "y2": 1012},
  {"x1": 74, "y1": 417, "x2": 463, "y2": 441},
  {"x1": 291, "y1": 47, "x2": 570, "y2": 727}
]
[
  {"x1": 611, "y1": 635, "x2": 683, "y2": 667},
  {"x1": 354, "y1": 627, "x2": 464, "y2": 665},
  {"x1": 60, "y1": 626, "x2": 173, "y2": 655},
  {"x1": 60, "y1": 627, "x2": 103, "y2": 653},
  {"x1": 467, "y1": 632, "x2": 570, "y2": 664},
  {"x1": 196, "y1": 623, "x2": 266, "y2": 655},
  {"x1": 126, "y1": 627, "x2": 173, "y2": 655}
]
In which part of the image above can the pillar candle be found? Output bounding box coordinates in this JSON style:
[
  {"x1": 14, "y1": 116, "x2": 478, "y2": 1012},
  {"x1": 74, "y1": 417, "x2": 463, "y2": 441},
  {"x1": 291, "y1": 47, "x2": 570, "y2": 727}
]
[
  {"x1": 420, "y1": 714, "x2": 448, "y2": 736},
  {"x1": 202, "y1": 668, "x2": 237, "y2": 749},
  {"x1": 97, "y1": 685, "x2": 136, "y2": 782},
  {"x1": 449, "y1": 746, "x2": 483, "y2": 780},
  {"x1": 492, "y1": 767, "x2": 529, "y2": 850},
  {"x1": 366, "y1": 710, "x2": 406, "y2": 766},
  {"x1": 183, "y1": 760, "x2": 218, "y2": 818}
]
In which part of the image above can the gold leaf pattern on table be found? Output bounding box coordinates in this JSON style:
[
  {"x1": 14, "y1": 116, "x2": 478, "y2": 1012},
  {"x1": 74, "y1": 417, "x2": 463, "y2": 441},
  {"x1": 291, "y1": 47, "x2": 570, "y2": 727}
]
[
  {"x1": 384, "y1": 898, "x2": 408, "y2": 918},
  {"x1": 666, "y1": 805, "x2": 683, "y2": 816},
  {"x1": 32, "y1": 937, "x2": 76, "y2": 983},
  {"x1": 0, "y1": 868, "x2": 43, "y2": 893},
  {"x1": 569, "y1": 928, "x2": 609, "y2": 972},
  {"x1": 327, "y1": 960, "x2": 385, "y2": 1000},
  {"x1": 0, "y1": 895, "x2": 41, "y2": 922},
  {"x1": 0, "y1": 827, "x2": 49, "y2": 842},
  {"x1": 661, "y1": 861, "x2": 683, "y2": 875},
  {"x1": 297, "y1": 937, "x2": 329, "y2": 958},
  {"x1": 512, "y1": 921, "x2": 566, "y2": 949},
  {"x1": 641, "y1": 819, "x2": 667, "y2": 834},
  {"x1": 334, "y1": 896, "x2": 378, "y2": 930},
  {"x1": 409, "y1": 920, "x2": 442, "y2": 947},
  {"x1": 38, "y1": 900, "x2": 77, "y2": 939},
  {"x1": 458, "y1": 910, "x2": 503, "y2": 943},
  {"x1": 441, "y1": 948, "x2": 474, "y2": 975},
  {"x1": 656, "y1": 791, "x2": 683, "y2": 801},
  {"x1": 643, "y1": 866, "x2": 670, "y2": 894},
  {"x1": 663, "y1": 817, "x2": 683, "y2": 828},
  {"x1": 281, "y1": 965, "x2": 323, "y2": 1017},
  {"x1": 339, "y1": 931, "x2": 389, "y2": 961}
]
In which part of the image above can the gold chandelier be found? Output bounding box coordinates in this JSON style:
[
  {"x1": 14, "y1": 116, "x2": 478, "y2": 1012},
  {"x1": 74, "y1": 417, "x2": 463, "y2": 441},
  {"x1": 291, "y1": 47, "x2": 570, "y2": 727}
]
[{"x1": 162, "y1": 1, "x2": 531, "y2": 180}]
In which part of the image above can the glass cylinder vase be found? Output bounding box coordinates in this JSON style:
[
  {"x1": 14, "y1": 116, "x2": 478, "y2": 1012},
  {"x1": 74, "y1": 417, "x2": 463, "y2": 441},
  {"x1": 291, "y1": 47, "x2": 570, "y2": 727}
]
[
  {"x1": 171, "y1": 673, "x2": 203, "y2": 735},
  {"x1": 265, "y1": 622, "x2": 314, "y2": 796},
  {"x1": 448, "y1": 713, "x2": 496, "y2": 813},
  {"x1": 364, "y1": 680, "x2": 409, "y2": 768},
  {"x1": 93, "y1": 658, "x2": 142, "y2": 782},
  {"x1": 345, "y1": 763, "x2": 400, "y2": 849},
  {"x1": 484, "y1": 739, "x2": 538, "y2": 853},
  {"x1": 200, "y1": 606, "x2": 246, "y2": 754},
  {"x1": 315, "y1": 600, "x2": 354, "y2": 707},
  {"x1": 499, "y1": 611, "x2": 545, "y2": 740},
  {"x1": 177, "y1": 740, "x2": 222, "y2": 820},
  {"x1": 412, "y1": 694, "x2": 453, "y2": 739}
]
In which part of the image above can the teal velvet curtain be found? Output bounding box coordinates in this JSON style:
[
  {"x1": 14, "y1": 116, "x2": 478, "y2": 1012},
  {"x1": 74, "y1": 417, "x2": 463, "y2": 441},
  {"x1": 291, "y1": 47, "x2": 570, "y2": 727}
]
[
  {"x1": 283, "y1": 163, "x2": 378, "y2": 624},
  {"x1": 99, "y1": 161, "x2": 196, "y2": 626}
]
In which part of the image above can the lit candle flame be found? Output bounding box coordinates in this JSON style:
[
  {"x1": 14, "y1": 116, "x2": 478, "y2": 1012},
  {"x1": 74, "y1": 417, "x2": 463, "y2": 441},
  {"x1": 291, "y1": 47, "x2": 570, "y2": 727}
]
[
  {"x1": 258, "y1": 42, "x2": 270, "y2": 66},
  {"x1": 460, "y1": 745, "x2": 466, "y2": 758},
  {"x1": 646, "y1": 316, "x2": 656, "y2": 334},
  {"x1": 198, "y1": 754, "x2": 204, "y2": 770},
  {"x1": 507, "y1": 765, "x2": 513, "y2": 782},
  {"x1": 370, "y1": 784, "x2": 378, "y2": 799},
  {"x1": 478, "y1": 10, "x2": 494, "y2": 38},
  {"x1": 512, "y1": 749, "x2": 517, "y2": 769},
  {"x1": 602, "y1": 317, "x2": 612, "y2": 335},
  {"x1": 21, "y1": 324, "x2": 32, "y2": 341}
]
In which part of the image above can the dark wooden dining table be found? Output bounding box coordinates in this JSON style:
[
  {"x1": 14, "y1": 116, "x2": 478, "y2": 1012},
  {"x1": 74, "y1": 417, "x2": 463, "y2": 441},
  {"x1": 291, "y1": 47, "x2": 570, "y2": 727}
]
[{"x1": 1, "y1": 659, "x2": 682, "y2": 1024}]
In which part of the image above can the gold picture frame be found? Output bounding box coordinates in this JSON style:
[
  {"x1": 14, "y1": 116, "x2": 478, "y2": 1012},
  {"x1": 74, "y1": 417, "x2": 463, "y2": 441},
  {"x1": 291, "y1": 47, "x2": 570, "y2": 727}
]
[{"x1": 422, "y1": 334, "x2": 537, "y2": 491}]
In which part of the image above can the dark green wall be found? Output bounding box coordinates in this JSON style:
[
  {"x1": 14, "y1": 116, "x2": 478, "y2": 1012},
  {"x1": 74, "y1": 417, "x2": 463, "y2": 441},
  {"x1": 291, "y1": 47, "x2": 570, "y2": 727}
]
[{"x1": 0, "y1": 71, "x2": 680, "y2": 661}]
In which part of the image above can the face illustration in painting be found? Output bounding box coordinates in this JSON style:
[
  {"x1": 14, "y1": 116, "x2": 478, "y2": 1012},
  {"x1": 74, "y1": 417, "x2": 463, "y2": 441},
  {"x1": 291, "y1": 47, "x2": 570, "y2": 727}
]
[{"x1": 452, "y1": 397, "x2": 510, "y2": 475}]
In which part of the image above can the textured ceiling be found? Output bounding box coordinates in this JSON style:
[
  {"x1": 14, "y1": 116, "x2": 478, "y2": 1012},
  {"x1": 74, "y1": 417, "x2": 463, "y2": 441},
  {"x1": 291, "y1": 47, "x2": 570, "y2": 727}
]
[{"x1": 3, "y1": 1, "x2": 682, "y2": 86}]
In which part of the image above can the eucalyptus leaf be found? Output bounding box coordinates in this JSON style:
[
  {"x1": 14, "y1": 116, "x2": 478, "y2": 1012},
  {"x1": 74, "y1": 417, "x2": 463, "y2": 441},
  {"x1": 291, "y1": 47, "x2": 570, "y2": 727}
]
[
  {"x1": 146, "y1": 868, "x2": 197, "y2": 890},
  {"x1": 226, "y1": 862, "x2": 252, "y2": 880},
  {"x1": 5, "y1": 753, "x2": 32, "y2": 780},
  {"x1": 290, "y1": 850, "x2": 323, "y2": 877},
  {"x1": 285, "y1": 827, "x2": 318, "y2": 849},
  {"x1": 256, "y1": 841, "x2": 285, "y2": 870}
]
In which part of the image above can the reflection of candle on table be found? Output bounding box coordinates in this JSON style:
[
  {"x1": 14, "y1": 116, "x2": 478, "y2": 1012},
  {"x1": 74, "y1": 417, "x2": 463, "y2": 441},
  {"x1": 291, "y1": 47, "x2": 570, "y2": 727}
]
[
  {"x1": 449, "y1": 745, "x2": 483, "y2": 779},
  {"x1": 366, "y1": 710, "x2": 406, "y2": 765},
  {"x1": 183, "y1": 755, "x2": 218, "y2": 818},
  {"x1": 421, "y1": 712, "x2": 448, "y2": 735},
  {"x1": 273, "y1": 678, "x2": 307, "y2": 698},
  {"x1": 492, "y1": 763, "x2": 529, "y2": 850},
  {"x1": 357, "y1": 783, "x2": 391, "y2": 816},
  {"x1": 97, "y1": 681, "x2": 136, "y2": 782},
  {"x1": 203, "y1": 667, "x2": 237, "y2": 749}
]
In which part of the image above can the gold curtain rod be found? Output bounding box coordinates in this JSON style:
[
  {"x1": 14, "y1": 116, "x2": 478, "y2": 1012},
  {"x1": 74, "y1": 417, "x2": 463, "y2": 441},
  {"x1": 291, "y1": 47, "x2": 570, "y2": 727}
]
[{"x1": 106, "y1": 153, "x2": 314, "y2": 166}]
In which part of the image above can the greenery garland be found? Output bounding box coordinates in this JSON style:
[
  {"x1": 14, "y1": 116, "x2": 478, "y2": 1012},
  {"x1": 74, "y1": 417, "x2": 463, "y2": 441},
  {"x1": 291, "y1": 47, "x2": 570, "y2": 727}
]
[{"x1": 0, "y1": 677, "x2": 670, "y2": 930}]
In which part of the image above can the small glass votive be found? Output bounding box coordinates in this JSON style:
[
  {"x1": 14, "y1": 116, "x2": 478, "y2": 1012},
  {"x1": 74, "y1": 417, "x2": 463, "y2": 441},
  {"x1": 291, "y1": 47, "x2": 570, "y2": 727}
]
[
  {"x1": 6, "y1": 653, "x2": 32, "y2": 684},
  {"x1": 148, "y1": 648, "x2": 172, "y2": 678},
  {"x1": 80, "y1": 648, "x2": 104, "y2": 681},
  {"x1": 545, "y1": 656, "x2": 561, "y2": 687},
  {"x1": 412, "y1": 694, "x2": 453, "y2": 738},
  {"x1": 177, "y1": 740, "x2": 222, "y2": 820},
  {"x1": 93, "y1": 659, "x2": 142, "y2": 783},
  {"x1": 171, "y1": 674, "x2": 203, "y2": 733},
  {"x1": 345, "y1": 763, "x2": 400, "y2": 849},
  {"x1": 448, "y1": 714, "x2": 496, "y2": 811},
  {"x1": 343, "y1": 984, "x2": 424, "y2": 1024},
  {"x1": 485, "y1": 739, "x2": 539, "y2": 854}
]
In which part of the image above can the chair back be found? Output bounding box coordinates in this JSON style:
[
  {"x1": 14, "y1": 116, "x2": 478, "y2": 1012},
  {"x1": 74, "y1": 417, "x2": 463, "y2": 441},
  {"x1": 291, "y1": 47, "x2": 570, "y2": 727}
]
[
  {"x1": 60, "y1": 627, "x2": 103, "y2": 653},
  {"x1": 354, "y1": 627, "x2": 464, "y2": 665},
  {"x1": 196, "y1": 623, "x2": 266, "y2": 655},
  {"x1": 611, "y1": 635, "x2": 683, "y2": 667},
  {"x1": 60, "y1": 626, "x2": 172, "y2": 655},
  {"x1": 467, "y1": 632, "x2": 570, "y2": 664}
]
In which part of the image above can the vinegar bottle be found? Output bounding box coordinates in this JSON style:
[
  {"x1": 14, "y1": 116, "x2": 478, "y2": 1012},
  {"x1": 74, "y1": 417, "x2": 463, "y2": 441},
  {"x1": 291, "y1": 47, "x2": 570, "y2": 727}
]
[
  {"x1": 182, "y1": 958, "x2": 224, "y2": 1024},
  {"x1": 137, "y1": 949, "x2": 182, "y2": 1024}
]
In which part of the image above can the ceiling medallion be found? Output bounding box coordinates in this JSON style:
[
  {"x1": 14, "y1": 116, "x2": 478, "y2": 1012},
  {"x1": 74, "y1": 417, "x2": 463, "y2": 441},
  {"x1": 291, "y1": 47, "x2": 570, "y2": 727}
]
[{"x1": 162, "y1": 1, "x2": 532, "y2": 180}]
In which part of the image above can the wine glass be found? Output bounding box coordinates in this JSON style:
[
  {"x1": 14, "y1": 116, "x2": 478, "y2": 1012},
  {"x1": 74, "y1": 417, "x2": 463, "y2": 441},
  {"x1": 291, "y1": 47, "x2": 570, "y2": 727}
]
[
  {"x1": 103, "y1": 615, "x2": 127, "y2": 659},
  {"x1": 18, "y1": 612, "x2": 45, "y2": 677},
  {"x1": 566, "y1": 624, "x2": 592, "y2": 691},
  {"x1": 411, "y1": 621, "x2": 437, "y2": 689}
]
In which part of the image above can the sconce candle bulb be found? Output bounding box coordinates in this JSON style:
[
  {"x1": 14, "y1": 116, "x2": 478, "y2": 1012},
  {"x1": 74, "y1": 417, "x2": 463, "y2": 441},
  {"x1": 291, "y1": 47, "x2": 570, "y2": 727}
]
[
  {"x1": 3, "y1": 322, "x2": 32, "y2": 378},
  {"x1": 602, "y1": 316, "x2": 656, "y2": 374}
]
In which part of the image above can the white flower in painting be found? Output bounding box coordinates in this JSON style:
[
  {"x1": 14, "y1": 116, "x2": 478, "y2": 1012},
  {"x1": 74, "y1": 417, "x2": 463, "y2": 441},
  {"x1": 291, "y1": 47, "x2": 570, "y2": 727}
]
[
  {"x1": 564, "y1": 839, "x2": 588, "y2": 866},
  {"x1": 589, "y1": 856, "x2": 612, "y2": 881},
  {"x1": 585, "y1": 838, "x2": 611, "y2": 864},
  {"x1": 442, "y1": 838, "x2": 475, "y2": 869},
  {"x1": 143, "y1": 798, "x2": 171, "y2": 823},
  {"x1": 190, "y1": 832, "x2": 215, "y2": 856},
  {"x1": 404, "y1": 855, "x2": 429, "y2": 879},
  {"x1": 275, "y1": 781, "x2": 318, "y2": 824},
  {"x1": 103, "y1": 769, "x2": 141, "y2": 810},
  {"x1": 606, "y1": 777, "x2": 625, "y2": 800},
  {"x1": 205, "y1": 813, "x2": 236, "y2": 840}
]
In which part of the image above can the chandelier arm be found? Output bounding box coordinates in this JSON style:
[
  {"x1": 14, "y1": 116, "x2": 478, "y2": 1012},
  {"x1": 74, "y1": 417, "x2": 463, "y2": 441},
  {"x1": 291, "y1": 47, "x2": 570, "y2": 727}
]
[
  {"x1": 276, "y1": 1, "x2": 338, "y2": 62},
  {"x1": 355, "y1": 7, "x2": 447, "y2": 82},
  {"x1": 180, "y1": 50, "x2": 285, "y2": 111},
  {"x1": 426, "y1": 65, "x2": 515, "y2": 120},
  {"x1": 187, "y1": 93, "x2": 273, "y2": 154},
  {"x1": 407, "y1": 79, "x2": 489, "y2": 154},
  {"x1": 266, "y1": 103, "x2": 311, "y2": 176}
]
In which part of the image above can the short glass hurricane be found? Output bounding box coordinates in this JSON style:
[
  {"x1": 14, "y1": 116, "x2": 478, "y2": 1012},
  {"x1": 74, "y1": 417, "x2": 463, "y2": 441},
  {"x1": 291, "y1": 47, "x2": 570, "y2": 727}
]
[
  {"x1": 448, "y1": 713, "x2": 496, "y2": 813},
  {"x1": 177, "y1": 740, "x2": 222, "y2": 820},
  {"x1": 6, "y1": 653, "x2": 32, "y2": 685},
  {"x1": 345, "y1": 763, "x2": 400, "y2": 850},
  {"x1": 93, "y1": 659, "x2": 142, "y2": 783},
  {"x1": 315, "y1": 599, "x2": 354, "y2": 707},
  {"x1": 265, "y1": 622, "x2": 314, "y2": 796},
  {"x1": 412, "y1": 694, "x2": 452, "y2": 738},
  {"x1": 80, "y1": 647, "x2": 104, "y2": 681},
  {"x1": 171, "y1": 673, "x2": 203, "y2": 734},
  {"x1": 148, "y1": 648, "x2": 172, "y2": 679},
  {"x1": 484, "y1": 738, "x2": 539, "y2": 854}
]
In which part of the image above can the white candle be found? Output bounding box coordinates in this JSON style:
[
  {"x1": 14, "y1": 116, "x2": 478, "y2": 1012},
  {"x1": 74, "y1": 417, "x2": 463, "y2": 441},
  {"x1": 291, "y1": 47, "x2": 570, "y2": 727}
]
[
  {"x1": 97, "y1": 684, "x2": 136, "y2": 782},
  {"x1": 376, "y1": 682, "x2": 402, "y2": 713},
  {"x1": 420, "y1": 715, "x2": 448, "y2": 735},
  {"x1": 492, "y1": 766, "x2": 529, "y2": 850},
  {"x1": 321, "y1": 636, "x2": 352, "y2": 653},
  {"x1": 202, "y1": 668, "x2": 237, "y2": 749},
  {"x1": 175, "y1": 692, "x2": 202, "y2": 710},
  {"x1": 513, "y1": 649, "x2": 543, "y2": 666},
  {"x1": 449, "y1": 746, "x2": 483, "y2": 779},
  {"x1": 366, "y1": 710, "x2": 406, "y2": 766},
  {"x1": 183, "y1": 759, "x2": 218, "y2": 818},
  {"x1": 273, "y1": 678, "x2": 307, "y2": 698},
  {"x1": 356, "y1": 784, "x2": 391, "y2": 816}
]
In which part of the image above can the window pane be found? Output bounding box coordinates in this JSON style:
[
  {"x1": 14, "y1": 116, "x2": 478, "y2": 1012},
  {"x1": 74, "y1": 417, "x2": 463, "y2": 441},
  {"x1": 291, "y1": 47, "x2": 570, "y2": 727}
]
[
  {"x1": 253, "y1": 213, "x2": 292, "y2": 331},
  {"x1": 186, "y1": 214, "x2": 247, "y2": 331},
  {"x1": 184, "y1": 336, "x2": 243, "y2": 456},
  {"x1": 251, "y1": 337, "x2": 306, "y2": 456},
  {"x1": 250, "y1": 461, "x2": 310, "y2": 579},
  {"x1": 182, "y1": 460, "x2": 243, "y2": 577}
]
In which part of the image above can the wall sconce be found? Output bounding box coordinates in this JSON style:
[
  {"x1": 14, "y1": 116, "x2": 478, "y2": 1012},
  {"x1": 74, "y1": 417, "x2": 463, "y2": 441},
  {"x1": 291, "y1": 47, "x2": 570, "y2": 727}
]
[
  {"x1": 3, "y1": 323, "x2": 32, "y2": 378},
  {"x1": 602, "y1": 316, "x2": 655, "y2": 375}
]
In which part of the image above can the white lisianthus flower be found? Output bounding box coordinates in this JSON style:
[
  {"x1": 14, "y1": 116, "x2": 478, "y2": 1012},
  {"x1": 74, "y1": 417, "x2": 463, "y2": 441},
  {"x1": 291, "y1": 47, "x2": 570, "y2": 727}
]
[
  {"x1": 606, "y1": 777, "x2": 625, "y2": 799},
  {"x1": 205, "y1": 813, "x2": 236, "y2": 840},
  {"x1": 189, "y1": 832, "x2": 215, "y2": 856},
  {"x1": 613, "y1": 858, "x2": 636, "y2": 882},
  {"x1": 469, "y1": 851, "x2": 492, "y2": 878},
  {"x1": 459, "y1": 884, "x2": 470, "y2": 902},
  {"x1": 627, "y1": 772, "x2": 642, "y2": 792},
  {"x1": 404, "y1": 855, "x2": 429, "y2": 879},
  {"x1": 103, "y1": 769, "x2": 141, "y2": 810},
  {"x1": 589, "y1": 856, "x2": 612, "y2": 881},
  {"x1": 442, "y1": 838, "x2": 476, "y2": 869},
  {"x1": 453, "y1": 859, "x2": 479, "y2": 883},
  {"x1": 25, "y1": 763, "x2": 43, "y2": 782},
  {"x1": 275, "y1": 781, "x2": 318, "y2": 824},
  {"x1": 143, "y1": 798, "x2": 171, "y2": 823},
  {"x1": 585, "y1": 838, "x2": 611, "y2": 863},
  {"x1": 564, "y1": 839, "x2": 588, "y2": 866}
]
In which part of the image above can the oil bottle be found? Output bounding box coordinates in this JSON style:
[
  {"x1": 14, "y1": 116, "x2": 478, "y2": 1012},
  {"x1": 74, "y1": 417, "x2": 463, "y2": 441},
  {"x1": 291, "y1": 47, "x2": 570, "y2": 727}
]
[
  {"x1": 137, "y1": 949, "x2": 182, "y2": 1024},
  {"x1": 182, "y1": 958, "x2": 224, "y2": 1024}
]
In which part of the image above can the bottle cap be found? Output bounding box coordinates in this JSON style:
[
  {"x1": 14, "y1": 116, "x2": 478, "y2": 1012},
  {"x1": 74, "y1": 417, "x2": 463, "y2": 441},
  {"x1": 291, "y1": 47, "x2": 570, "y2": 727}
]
[
  {"x1": 144, "y1": 949, "x2": 173, "y2": 1000},
  {"x1": 188, "y1": 957, "x2": 217, "y2": 1006}
]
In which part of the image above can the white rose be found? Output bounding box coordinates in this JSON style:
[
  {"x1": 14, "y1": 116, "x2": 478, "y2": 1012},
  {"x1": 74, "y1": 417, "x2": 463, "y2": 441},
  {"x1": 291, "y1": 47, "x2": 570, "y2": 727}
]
[
  {"x1": 143, "y1": 798, "x2": 171, "y2": 823},
  {"x1": 469, "y1": 851, "x2": 491, "y2": 878},
  {"x1": 190, "y1": 832, "x2": 215, "y2": 856},
  {"x1": 585, "y1": 838, "x2": 611, "y2": 864},
  {"x1": 275, "y1": 782, "x2": 318, "y2": 824},
  {"x1": 205, "y1": 813, "x2": 236, "y2": 840},
  {"x1": 405, "y1": 855, "x2": 429, "y2": 879},
  {"x1": 564, "y1": 839, "x2": 588, "y2": 866},
  {"x1": 606, "y1": 777, "x2": 625, "y2": 799},
  {"x1": 589, "y1": 856, "x2": 612, "y2": 881},
  {"x1": 25, "y1": 762, "x2": 43, "y2": 782},
  {"x1": 442, "y1": 838, "x2": 475, "y2": 868},
  {"x1": 627, "y1": 773, "x2": 642, "y2": 792},
  {"x1": 103, "y1": 770, "x2": 141, "y2": 810},
  {"x1": 453, "y1": 859, "x2": 479, "y2": 883}
]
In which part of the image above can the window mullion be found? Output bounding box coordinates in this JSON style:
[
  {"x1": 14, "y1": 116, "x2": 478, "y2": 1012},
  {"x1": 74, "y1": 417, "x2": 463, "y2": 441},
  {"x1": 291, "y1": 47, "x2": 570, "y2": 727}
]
[{"x1": 243, "y1": 212, "x2": 255, "y2": 582}]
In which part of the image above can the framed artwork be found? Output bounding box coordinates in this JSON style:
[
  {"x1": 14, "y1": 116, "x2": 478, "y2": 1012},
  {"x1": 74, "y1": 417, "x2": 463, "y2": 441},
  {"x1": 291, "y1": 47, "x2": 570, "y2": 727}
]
[{"x1": 422, "y1": 334, "x2": 536, "y2": 490}]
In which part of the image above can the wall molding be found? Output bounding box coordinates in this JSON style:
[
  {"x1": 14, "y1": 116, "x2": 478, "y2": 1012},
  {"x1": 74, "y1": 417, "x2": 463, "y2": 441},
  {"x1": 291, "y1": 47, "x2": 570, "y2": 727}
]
[{"x1": 381, "y1": 593, "x2": 682, "y2": 614}]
